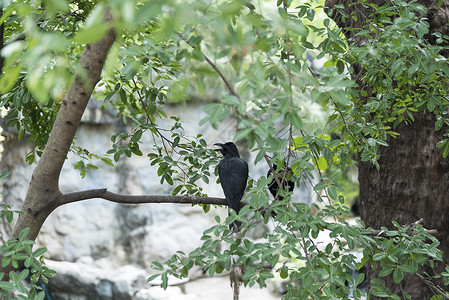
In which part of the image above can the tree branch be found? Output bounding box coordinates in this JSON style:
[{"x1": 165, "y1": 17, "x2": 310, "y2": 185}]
[
  {"x1": 59, "y1": 189, "x2": 227, "y2": 206},
  {"x1": 176, "y1": 32, "x2": 240, "y2": 100}
]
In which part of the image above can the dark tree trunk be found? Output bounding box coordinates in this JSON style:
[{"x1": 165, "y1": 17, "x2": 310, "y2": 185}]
[
  {"x1": 359, "y1": 113, "x2": 449, "y2": 298},
  {"x1": 325, "y1": 0, "x2": 449, "y2": 298}
]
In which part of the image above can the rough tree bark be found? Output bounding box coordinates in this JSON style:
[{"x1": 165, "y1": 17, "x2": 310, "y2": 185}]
[{"x1": 325, "y1": 0, "x2": 449, "y2": 298}]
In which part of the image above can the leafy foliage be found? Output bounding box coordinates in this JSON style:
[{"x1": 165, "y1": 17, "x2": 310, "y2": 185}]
[
  {"x1": 0, "y1": 205, "x2": 56, "y2": 299},
  {"x1": 327, "y1": 0, "x2": 449, "y2": 162},
  {"x1": 1, "y1": 0, "x2": 449, "y2": 298}
]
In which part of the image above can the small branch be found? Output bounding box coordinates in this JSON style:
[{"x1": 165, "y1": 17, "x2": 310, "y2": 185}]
[
  {"x1": 416, "y1": 272, "x2": 449, "y2": 299},
  {"x1": 176, "y1": 32, "x2": 240, "y2": 99},
  {"x1": 409, "y1": 218, "x2": 424, "y2": 231},
  {"x1": 364, "y1": 228, "x2": 438, "y2": 236},
  {"x1": 60, "y1": 188, "x2": 227, "y2": 206},
  {"x1": 361, "y1": 219, "x2": 438, "y2": 237},
  {"x1": 301, "y1": 236, "x2": 311, "y2": 265}
]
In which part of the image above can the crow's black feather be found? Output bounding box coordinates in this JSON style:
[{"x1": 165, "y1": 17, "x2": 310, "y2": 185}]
[
  {"x1": 267, "y1": 164, "x2": 295, "y2": 201},
  {"x1": 215, "y1": 142, "x2": 248, "y2": 231}
]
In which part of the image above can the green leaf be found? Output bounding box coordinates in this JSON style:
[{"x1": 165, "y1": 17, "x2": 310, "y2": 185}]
[
  {"x1": 208, "y1": 263, "x2": 216, "y2": 277},
  {"x1": 375, "y1": 139, "x2": 388, "y2": 147},
  {"x1": 130, "y1": 146, "x2": 143, "y2": 156},
  {"x1": 314, "y1": 156, "x2": 327, "y2": 172},
  {"x1": 370, "y1": 286, "x2": 389, "y2": 297},
  {"x1": 43, "y1": 0, "x2": 69, "y2": 16},
  {"x1": 435, "y1": 119, "x2": 443, "y2": 131},
  {"x1": 202, "y1": 204, "x2": 210, "y2": 213},
  {"x1": 17, "y1": 269, "x2": 29, "y2": 282},
  {"x1": 119, "y1": 89, "x2": 128, "y2": 105},
  {"x1": 393, "y1": 268, "x2": 404, "y2": 284},
  {"x1": 73, "y1": 23, "x2": 110, "y2": 44},
  {"x1": 379, "y1": 264, "x2": 394, "y2": 277},
  {"x1": 355, "y1": 272, "x2": 365, "y2": 287},
  {"x1": 5, "y1": 211, "x2": 13, "y2": 223},
  {"x1": 18, "y1": 228, "x2": 30, "y2": 241},
  {"x1": 0, "y1": 4, "x2": 15, "y2": 25},
  {"x1": 279, "y1": 268, "x2": 288, "y2": 279},
  {"x1": 0, "y1": 171, "x2": 11, "y2": 180},
  {"x1": 290, "y1": 112, "x2": 303, "y2": 130},
  {"x1": 101, "y1": 157, "x2": 115, "y2": 167},
  {"x1": 33, "y1": 247, "x2": 47, "y2": 258},
  {"x1": 327, "y1": 186, "x2": 337, "y2": 200},
  {"x1": 313, "y1": 182, "x2": 327, "y2": 191},
  {"x1": 192, "y1": 49, "x2": 205, "y2": 61},
  {"x1": 436, "y1": 139, "x2": 447, "y2": 149},
  {"x1": 147, "y1": 274, "x2": 161, "y2": 282},
  {"x1": 0, "y1": 62, "x2": 22, "y2": 94},
  {"x1": 443, "y1": 141, "x2": 449, "y2": 158},
  {"x1": 2, "y1": 257, "x2": 11, "y2": 268},
  {"x1": 172, "y1": 185, "x2": 183, "y2": 196},
  {"x1": 87, "y1": 164, "x2": 98, "y2": 170},
  {"x1": 131, "y1": 130, "x2": 143, "y2": 143},
  {"x1": 161, "y1": 272, "x2": 168, "y2": 289},
  {"x1": 151, "y1": 261, "x2": 164, "y2": 271},
  {"x1": 36, "y1": 291, "x2": 46, "y2": 300},
  {"x1": 9, "y1": 271, "x2": 17, "y2": 284},
  {"x1": 0, "y1": 281, "x2": 15, "y2": 291},
  {"x1": 336, "y1": 60, "x2": 345, "y2": 74}
]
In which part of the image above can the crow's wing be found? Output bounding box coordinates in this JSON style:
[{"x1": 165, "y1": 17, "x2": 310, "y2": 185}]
[{"x1": 218, "y1": 157, "x2": 248, "y2": 213}]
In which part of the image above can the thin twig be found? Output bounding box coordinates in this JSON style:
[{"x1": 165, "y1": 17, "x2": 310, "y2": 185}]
[
  {"x1": 364, "y1": 228, "x2": 438, "y2": 236},
  {"x1": 176, "y1": 32, "x2": 241, "y2": 100},
  {"x1": 416, "y1": 273, "x2": 449, "y2": 299},
  {"x1": 361, "y1": 219, "x2": 438, "y2": 236}
]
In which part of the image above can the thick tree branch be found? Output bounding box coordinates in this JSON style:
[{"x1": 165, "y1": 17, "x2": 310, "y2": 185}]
[{"x1": 59, "y1": 189, "x2": 227, "y2": 206}]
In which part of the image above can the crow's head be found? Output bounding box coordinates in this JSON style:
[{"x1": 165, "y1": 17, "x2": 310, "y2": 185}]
[{"x1": 214, "y1": 142, "x2": 240, "y2": 158}]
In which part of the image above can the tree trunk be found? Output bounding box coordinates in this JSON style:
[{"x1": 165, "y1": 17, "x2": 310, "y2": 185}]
[
  {"x1": 325, "y1": 0, "x2": 449, "y2": 298},
  {"x1": 359, "y1": 113, "x2": 449, "y2": 298},
  {"x1": 9, "y1": 8, "x2": 116, "y2": 243}
]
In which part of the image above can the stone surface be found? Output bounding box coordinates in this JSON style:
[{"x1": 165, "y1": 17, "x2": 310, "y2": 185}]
[{"x1": 45, "y1": 259, "x2": 280, "y2": 300}]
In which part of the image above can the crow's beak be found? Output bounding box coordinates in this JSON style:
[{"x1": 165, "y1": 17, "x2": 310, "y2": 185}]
[{"x1": 214, "y1": 143, "x2": 224, "y2": 151}]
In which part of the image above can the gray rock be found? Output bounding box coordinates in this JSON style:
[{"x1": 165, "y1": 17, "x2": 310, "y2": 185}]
[{"x1": 46, "y1": 259, "x2": 148, "y2": 300}]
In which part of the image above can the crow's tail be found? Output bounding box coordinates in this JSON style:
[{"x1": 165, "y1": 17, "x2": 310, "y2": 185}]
[{"x1": 227, "y1": 198, "x2": 241, "y2": 231}]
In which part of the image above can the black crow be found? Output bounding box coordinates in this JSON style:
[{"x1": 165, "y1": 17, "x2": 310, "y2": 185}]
[
  {"x1": 267, "y1": 164, "x2": 295, "y2": 201},
  {"x1": 215, "y1": 142, "x2": 248, "y2": 231}
]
